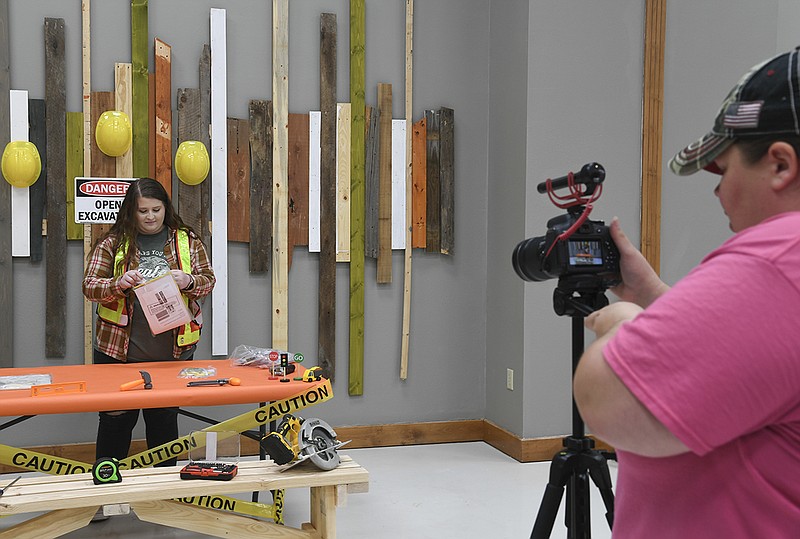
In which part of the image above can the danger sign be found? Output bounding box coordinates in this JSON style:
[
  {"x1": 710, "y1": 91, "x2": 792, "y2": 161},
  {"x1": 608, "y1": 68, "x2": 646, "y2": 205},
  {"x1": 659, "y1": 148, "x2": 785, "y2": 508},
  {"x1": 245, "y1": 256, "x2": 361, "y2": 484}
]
[{"x1": 74, "y1": 177, "x2": 137, "y2": 224}]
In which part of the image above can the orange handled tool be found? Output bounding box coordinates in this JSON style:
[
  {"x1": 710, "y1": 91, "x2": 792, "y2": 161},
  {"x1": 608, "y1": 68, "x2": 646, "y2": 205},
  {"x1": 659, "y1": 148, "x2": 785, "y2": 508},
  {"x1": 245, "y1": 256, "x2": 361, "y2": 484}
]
[{"x1": 120, "y1": 370, "x2": 153, "y2": 391}]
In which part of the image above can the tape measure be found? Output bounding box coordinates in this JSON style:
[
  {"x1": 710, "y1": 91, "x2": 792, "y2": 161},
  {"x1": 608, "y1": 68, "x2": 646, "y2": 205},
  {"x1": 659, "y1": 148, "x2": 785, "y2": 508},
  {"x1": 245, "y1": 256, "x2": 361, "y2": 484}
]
[{"x1": 92, "y1": 457, "x2": 122, "y2": 485}]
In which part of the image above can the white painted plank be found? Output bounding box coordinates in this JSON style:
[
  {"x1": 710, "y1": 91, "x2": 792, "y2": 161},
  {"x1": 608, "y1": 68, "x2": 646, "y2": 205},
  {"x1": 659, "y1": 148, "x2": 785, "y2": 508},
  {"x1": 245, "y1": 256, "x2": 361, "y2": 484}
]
[
  {"x1": 210, "y1": 8, "x2": 228, "y2": 356},
  {"x1": 391, "y1": 119, "x2": 406, "y2": 250},
  {"x1": 308, "y1": 111, "x2": 321, "y2": 252},
  {"x1": 10, "y1": 89, "x2": 30, "y2": 257}
]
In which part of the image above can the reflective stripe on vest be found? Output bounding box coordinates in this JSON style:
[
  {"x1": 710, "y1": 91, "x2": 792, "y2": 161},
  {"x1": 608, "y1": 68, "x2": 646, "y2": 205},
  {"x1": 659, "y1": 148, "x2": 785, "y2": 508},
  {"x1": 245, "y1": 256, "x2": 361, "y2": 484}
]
[{"x1": 97, "y1": 230, "x2": 201, "y2": 347}]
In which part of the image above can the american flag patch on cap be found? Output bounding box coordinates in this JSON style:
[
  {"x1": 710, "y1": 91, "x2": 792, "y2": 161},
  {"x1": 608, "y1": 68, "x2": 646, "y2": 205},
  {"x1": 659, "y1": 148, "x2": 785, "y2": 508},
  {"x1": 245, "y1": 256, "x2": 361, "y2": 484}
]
[{"x1": 723, "y1": 101, "x2": 763, "y2": 129}]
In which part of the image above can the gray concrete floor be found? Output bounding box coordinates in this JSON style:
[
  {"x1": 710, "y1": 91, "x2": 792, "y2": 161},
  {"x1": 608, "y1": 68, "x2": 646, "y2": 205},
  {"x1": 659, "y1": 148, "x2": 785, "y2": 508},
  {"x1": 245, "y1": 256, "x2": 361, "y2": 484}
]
[{"x1": 0, "y1": 441, "x2": 616, "y2": 538}]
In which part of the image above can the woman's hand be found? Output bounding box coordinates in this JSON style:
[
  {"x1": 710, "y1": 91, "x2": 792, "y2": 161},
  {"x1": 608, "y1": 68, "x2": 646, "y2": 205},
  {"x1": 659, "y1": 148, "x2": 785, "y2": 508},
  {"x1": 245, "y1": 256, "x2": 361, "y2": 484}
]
[
  {"x1": 118, "y1": 270, "x2": 144, "y2": 290},
  {"x1": 171, "y1": 270, "x2": 193, "y2": 290}
]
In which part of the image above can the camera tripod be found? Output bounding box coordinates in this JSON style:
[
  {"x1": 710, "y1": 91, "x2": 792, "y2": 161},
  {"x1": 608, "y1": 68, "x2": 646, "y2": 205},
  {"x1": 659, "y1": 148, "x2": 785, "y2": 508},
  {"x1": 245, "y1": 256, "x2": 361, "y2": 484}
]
[{"x1": 530, "y1": 285, "x2": 616, "y2": 539}]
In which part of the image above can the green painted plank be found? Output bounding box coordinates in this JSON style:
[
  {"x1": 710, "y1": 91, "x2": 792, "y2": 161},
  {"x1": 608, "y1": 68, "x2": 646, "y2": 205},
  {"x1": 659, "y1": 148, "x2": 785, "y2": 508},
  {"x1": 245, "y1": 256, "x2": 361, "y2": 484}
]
[
  {"x1": 349, "y1": 0, "x2": 366, "y2": 396},
  {"x1": 131, "y1": 0, "x2": 149, "y2": 176},
  {"x1": 66, "y1": 111, "x2": 84, "y2": 240}
]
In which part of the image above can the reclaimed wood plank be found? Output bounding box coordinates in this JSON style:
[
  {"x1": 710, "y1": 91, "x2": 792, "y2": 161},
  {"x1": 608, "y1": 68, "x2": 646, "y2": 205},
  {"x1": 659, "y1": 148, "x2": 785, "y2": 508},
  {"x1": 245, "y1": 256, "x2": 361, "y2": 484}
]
[
  {"x1": 210, "y1": 8, "x2": 229, "y2": 356},
  {"x1": 176, "y1": 88, "x2": 203, "y2": 233},
  {"x1": 439, "y1": 107, "x2": 454, "y2": 255},
  {"x1": 377, "y1": 83, "x2": 392, "y2": 284},
  {"x1": 45, "y1": 17, "x2": 67, "y2": 358},
  {"x1": 199, "y1": 44, "x2": 212, "y2": 248},
  {"x1": 425, "y1": 109, "x2": 440, "y2": 253},
  {"x1": 30, "y1": 100, "x2": 48, "y2": 256},
  {"x1": 287, "y1": 113, "x2": 309, "y2": 268},
  {"x1": 411, "y1": 116, "x2": 426, "y2": 248},
  {"x1": 248, "y1": 99, "x2": 271, "y2": 273},
  {"x1": 319, "y1": 12, "x2": 337, "y2": 381},
  {"x1": 336, "y1": 103, "x2": 351, "y2": 262},
  {"x1": 272, "y1": 0, "x2": 289, "y2": 350},
  {"x1": 364, "y1": 105, "x2": 379, "y2": 258},
  {"x1": 155, "y1": 39, "x2": 172, "y2": 195},
  {"x1": 149, "y1": 73, "x2": 155, "y2": 178},
  {"x1": 131, "y1": 0, "x2": 149, "y2": 177},
  {"x1": 227, "y1": 117, "x2": 250, "y2": 243},
  {"x1": 0, "y1": 0, "x2": 11, "y2": 366},
  {"x1": 115, "y1": 62, "x2": 133, "y2": 179},
  {"x1": 65, "y1": 110, "x2": 83, "y2": 241},
  {"x1": 90, "y1": 91, "x2": 115, "y2": 244},
  {"x1": 349, "y1": 0, "x2": 366, "y2": 396}
]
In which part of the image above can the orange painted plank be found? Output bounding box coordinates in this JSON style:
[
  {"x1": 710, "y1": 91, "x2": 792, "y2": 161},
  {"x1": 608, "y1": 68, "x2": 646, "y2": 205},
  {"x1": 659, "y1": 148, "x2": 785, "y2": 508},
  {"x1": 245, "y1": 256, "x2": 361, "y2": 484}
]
[
  {"x1": 411, "y1": 116, "x2": 426, "y2": 248},
  {"x1": 155, "y1": 39, "x2": 172, "y2": 195}
]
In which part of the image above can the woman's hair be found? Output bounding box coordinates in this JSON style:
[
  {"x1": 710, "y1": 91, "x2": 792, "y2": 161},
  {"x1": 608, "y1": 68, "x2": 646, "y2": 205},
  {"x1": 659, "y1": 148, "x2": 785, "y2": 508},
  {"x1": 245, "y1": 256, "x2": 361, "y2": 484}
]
[{"x1": 89, "y1": 178, "x2": 194, "y2": 271}]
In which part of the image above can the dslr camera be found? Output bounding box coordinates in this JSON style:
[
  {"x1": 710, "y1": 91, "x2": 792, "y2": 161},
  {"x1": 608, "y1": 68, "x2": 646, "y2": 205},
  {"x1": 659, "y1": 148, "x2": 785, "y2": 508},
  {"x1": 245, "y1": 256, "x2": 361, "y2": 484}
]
[{"x1": 512, "y1": 163, "x2": 620, "y2": 292}]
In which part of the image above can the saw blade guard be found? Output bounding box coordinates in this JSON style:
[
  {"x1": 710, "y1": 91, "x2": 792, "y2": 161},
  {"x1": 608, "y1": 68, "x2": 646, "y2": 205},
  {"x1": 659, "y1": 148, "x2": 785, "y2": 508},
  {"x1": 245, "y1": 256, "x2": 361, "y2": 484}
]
[{"x1": 300, "y1": 418, "x2": 341, "y2": 470}]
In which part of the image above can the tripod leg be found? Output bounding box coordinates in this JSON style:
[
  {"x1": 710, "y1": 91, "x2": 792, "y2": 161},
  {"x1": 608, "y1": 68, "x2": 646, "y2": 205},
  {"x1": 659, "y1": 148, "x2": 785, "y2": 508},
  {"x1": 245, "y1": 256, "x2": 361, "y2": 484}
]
[
  {"x1": 586, "y1": 452, "x2": 615, "y2": 530},
  {"x1": 530, "y1": 451, "x2": 573, "y2": 539},
  {"x1": 566, "y1": 470, "x2": 592, "y2": 539}
]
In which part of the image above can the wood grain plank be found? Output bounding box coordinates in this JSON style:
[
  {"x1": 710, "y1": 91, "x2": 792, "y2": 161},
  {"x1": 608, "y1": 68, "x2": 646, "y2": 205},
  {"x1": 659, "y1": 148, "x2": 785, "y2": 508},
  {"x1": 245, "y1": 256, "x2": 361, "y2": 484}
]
[
  {"x1": 82, "y1": 0, "x2": 92, "y2": 364},
  {"x1": 227, "y1": 117, "x2": 250, "y2": 243},
  {"x1": 364, "y1": 105, "x2": 379, "y2": 258},
  {"x1": 0, "y1": 0, "x2": 11, "y2": 365},
  {"x1": 287, "y1": 113, "x2": 309, "y2": 268},
  {"x1": 401, "y1": 0, "x2": 414, "y2": 381},
  {"x1": 439, "y1": 107, "x2": 454, "y2": 255},
  {"x1": 318, "y1": 12, "x2": 337, "y2": 381},
  {"x1": 45, "y1": 17, "x2": 67, "y2": 358},
  {"x1": 425, "y1": 109, "x2": 440, "y2": 253},
  {"x1": 411, "y1": 116, "x2": 426, "y2": 248},
  {"x1": 272, "y1": 0, "x2": 289, "y2": 350},
  {"x1": 176, "y1": 88, "x2": 203, "y2": 233},
  {"x1": 155, "y1": 39, "x2": 172, "y2": 195},
  {"x1": 377, "y1": 83, "x2": 393, "y2": 284},
  {"x1": 336, "y1": 103, "x2": 351, "y2": 262},
  {"x1": 248, "y1": 99, "x2": 271, "y2": 273},
  {"x1": 90, "y1": 92, "x2": 116, "y2": 244},
  {"x1": 641, "y1": 0, "x2": 665, "y2": 274},
  {"x1": 131, "y1": 0, "x2": 149, "y2": 177},
  {"x1": 115, "y1": 62, "x2": 133, "y2": 179},
  {"x1": 30, "y1": 100, "x2": 48, "y2": 256},
  {"x1": 65, "y1": 110, "x2": 83, "y2": 241},
  {"x1": 149, "y1": 73, "x2": 155, "y2": 178}
]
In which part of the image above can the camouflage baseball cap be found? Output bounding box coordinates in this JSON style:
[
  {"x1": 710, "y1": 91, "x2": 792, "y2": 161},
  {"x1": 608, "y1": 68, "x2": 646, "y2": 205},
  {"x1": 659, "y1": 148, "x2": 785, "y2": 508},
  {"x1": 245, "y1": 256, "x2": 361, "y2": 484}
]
[{"x1": 670, "y1": 47, "x2": 800, "y2": 176}]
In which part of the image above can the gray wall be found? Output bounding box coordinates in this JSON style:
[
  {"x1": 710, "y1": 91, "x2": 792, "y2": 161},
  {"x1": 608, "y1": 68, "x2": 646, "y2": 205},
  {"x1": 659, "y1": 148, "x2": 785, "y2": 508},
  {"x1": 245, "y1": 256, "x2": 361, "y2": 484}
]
[{"x1": 4, "y1": 0, "x2": 799, "y2": 447}]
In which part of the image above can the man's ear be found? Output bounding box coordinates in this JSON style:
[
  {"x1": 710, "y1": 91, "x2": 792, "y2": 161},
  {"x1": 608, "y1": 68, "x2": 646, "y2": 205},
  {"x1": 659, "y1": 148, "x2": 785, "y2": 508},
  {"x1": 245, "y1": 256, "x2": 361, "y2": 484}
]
[{"x1": 767, "y1": 142, "x2": 800, "y2": 191}]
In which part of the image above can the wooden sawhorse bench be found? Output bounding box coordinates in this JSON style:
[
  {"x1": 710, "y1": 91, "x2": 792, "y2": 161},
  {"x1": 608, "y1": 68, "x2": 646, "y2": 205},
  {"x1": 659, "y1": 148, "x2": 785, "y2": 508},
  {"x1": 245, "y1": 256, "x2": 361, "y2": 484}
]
[{"x1": 0, "y1": 456, "x2": 368, "y2": 539}]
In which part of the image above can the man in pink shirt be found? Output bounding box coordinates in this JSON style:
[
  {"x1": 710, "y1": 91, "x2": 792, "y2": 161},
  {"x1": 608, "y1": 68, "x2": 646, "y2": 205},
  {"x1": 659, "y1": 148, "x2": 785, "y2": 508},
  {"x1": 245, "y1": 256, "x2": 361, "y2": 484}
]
[{"x1": 574, "y1": 48, "x2": 800, "y2": 537}]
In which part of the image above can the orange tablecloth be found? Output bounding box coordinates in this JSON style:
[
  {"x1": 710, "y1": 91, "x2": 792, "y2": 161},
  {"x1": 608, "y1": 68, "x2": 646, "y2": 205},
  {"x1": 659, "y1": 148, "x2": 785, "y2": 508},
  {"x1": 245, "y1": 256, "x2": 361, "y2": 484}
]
[{"x1": 0, "y1": 359, "x2": 319, "y2": 416}]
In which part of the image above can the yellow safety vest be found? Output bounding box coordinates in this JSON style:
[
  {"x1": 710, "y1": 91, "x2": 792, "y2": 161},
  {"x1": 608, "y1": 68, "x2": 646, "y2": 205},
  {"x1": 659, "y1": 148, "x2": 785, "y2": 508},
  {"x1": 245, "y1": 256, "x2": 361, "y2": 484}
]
[{"x1": 96, "y1": 229, "x2": 201, "y2": 348}]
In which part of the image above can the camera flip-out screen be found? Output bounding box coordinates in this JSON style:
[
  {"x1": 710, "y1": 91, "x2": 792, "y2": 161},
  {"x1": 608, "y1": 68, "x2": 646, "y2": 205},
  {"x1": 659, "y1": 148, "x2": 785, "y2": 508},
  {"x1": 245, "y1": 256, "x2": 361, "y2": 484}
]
[{"x1": 568, "y1": 240, "x2": 604, "y2": 267}]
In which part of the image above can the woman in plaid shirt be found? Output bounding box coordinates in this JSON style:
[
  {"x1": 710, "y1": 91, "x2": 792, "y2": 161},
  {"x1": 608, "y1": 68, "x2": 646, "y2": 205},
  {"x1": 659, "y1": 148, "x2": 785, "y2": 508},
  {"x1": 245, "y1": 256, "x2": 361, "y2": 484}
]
[{"x1": 83, "y1": 178, "x2": 215, "y2": 468}]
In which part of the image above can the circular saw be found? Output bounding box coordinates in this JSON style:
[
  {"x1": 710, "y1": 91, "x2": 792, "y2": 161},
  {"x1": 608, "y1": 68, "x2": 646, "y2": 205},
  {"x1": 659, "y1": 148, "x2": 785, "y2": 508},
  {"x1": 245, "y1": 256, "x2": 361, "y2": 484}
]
[{"x1": 260, "y1": 415, "x2": 349, "y2": 471}]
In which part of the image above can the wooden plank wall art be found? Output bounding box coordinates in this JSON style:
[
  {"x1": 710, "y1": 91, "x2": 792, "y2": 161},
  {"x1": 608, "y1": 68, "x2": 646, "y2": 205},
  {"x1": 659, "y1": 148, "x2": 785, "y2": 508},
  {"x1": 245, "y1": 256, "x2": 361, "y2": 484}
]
[{"x1": 0, "y1": 4, "x2": 458, "y2": 393}]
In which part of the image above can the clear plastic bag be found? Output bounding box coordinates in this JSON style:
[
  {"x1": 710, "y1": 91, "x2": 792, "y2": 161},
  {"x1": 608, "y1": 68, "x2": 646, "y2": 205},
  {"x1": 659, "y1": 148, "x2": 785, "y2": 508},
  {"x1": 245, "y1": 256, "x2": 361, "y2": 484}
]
[{"x1": 229, "y1": 344, "x2": 305, "y2": 368}]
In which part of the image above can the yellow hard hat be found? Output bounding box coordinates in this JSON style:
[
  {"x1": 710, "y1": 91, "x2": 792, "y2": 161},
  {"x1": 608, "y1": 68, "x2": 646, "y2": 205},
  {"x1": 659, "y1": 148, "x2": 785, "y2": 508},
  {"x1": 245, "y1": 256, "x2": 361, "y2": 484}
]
[
  {"x1": 95, "y1": 110, "x2": 132, "y2": 157},
  {"x1": 1, "y1": 141, "x2": 42, "y2": 187},
  {"x1": 175, "y1": 140, "x2": 210, "y2": 185}
]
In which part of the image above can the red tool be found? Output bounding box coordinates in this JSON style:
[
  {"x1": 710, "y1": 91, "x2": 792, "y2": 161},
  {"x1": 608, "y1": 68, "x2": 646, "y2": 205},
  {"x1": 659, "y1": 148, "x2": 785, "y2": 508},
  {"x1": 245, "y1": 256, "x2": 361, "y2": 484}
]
[
  {"x1": 187, "y1": 377, "x2": 241, "y2": 387},
  {"x1": 120, "y1": 370, "x2": 153, "y2": 391}
]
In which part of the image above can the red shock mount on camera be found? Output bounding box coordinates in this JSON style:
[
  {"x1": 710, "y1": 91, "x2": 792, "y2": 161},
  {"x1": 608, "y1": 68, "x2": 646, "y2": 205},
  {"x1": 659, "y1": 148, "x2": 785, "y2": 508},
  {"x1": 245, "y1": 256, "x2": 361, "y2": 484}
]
[{"x1": 541, "y1": 170, "x2": 604, "y2": 260}]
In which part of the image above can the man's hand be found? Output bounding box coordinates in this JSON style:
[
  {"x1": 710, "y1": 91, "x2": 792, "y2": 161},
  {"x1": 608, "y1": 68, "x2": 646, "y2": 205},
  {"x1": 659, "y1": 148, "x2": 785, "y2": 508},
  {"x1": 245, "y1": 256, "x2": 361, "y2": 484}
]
[
  {"x1": 609, "y1": 218, "x2": 670, "y2": 307},
  {"x1": 585, "y1": 301, "x2": 643, "y2": 338}
]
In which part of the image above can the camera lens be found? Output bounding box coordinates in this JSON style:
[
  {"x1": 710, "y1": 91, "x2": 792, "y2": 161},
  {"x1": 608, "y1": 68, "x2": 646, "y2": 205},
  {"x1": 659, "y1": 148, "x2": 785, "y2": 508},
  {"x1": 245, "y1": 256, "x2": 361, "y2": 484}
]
[{"x1": 512, "y1": 236, "x2": 551, "y2": 282}]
